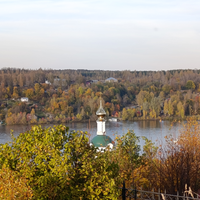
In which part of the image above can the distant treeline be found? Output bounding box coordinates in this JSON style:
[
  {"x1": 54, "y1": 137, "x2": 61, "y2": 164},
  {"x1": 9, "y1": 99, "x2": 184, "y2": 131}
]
[
  {"x1": 1, "y1": 67, "x2": 200, "y2": 88},
  {"x1": 0, "y1": 68, "x2": 200, "y2": 124}
]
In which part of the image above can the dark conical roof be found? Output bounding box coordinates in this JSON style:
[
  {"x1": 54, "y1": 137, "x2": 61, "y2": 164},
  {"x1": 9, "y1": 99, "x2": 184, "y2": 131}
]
[{"x1": 91, "y1": 135, "x2": 113, "y2": 147}]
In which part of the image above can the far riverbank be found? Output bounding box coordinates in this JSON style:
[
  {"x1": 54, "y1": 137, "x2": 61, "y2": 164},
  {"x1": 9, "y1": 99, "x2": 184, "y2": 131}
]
[{"x1": 2, "y1": 114, "x2": 199, "y2": 126}]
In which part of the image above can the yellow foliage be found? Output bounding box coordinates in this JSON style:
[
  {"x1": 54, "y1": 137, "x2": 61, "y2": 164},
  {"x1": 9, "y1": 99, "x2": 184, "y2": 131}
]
[
  {"x1": 76, "y1": 113, "x2": 83, "y2": 121},
  {"x1": 0, "y1": 165, "x2": 33, "y2": 199}
]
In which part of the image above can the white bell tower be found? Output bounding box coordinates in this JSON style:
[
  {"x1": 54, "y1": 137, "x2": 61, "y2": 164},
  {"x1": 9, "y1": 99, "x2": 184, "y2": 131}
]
[
  {"x1": 96, "y1": 97, "x2": 106, "y2": 135},
  {"x1": 90, "y1": 94, "x2": 114, "y2": 150}
]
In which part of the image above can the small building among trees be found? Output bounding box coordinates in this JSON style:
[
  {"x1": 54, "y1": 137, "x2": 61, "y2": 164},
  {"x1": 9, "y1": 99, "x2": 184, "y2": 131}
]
[
  {"x1": 21, "y1": 97, "x2": 29, "y2": 102},
  {"x1": 105, "y1": 77, "x2": 118, "y2": 83}
]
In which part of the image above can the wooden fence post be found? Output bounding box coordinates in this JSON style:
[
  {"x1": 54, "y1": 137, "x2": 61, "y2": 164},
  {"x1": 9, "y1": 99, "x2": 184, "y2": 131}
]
[
  {"x1": 158, "y1": 188, "x2": 161, "y2": 200},
  {"x1": 152, "y1": 188, "x2": 155, "y2": 200},
  {"x1": 122, "y1": 181, "x2": 126, "y2": 200},
  {"x1": 135, "y1": 186, "x2": 137, "y2": 200},
  {"x1": 141, "y1": 187, "x2": 143, "y2": 200},
  {"x1": 177, "y1": 191, "x2": 179, "y2": 200}
]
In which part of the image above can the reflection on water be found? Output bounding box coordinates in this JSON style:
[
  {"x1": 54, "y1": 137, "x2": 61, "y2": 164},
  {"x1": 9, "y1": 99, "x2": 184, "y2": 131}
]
[
  {"x1": 0, "y1": 120, "x2": 184, "y2": 146},
  {"x1": 137, "y1": 120, "x2": 163, "y2": 129}
]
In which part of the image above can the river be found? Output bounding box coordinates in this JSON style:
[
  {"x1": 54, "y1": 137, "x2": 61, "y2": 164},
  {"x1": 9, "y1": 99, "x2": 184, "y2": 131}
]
[{"x1": 0, "y1": 120, "x2": 184, "y2": 147}]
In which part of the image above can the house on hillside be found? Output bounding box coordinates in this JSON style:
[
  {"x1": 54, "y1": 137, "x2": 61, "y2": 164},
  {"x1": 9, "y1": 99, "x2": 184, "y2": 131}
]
[
  {"x1": 92, "y1": 80, "x2": 98, "y2": 83},
  {"x1": 86, "y1": 80, "x2": 99, "y2": 86},
  {"x1": 86, "y1": 80, "x2": 93, "y2": 86},
  {"x1": 53, "y1": 77, "x2": 66, "y2": 87},
  {"x1": 129, "y1": 105, "x2": 140, "y2": 109},
  {"x1": 105, "y1": 77, "x2": 118, "y2": 83},
  {"x1": 45, "y1": 80, "x2": 51, "y2": 85},
  {"x1": 21, "y1": 97, "x2": 29, "y2": 102}
]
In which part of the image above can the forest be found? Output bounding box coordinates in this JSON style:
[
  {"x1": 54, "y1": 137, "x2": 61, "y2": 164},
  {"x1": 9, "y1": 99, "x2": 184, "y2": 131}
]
[{"x1": 0, "y1": 68, "x2": 200, "y2": 125}]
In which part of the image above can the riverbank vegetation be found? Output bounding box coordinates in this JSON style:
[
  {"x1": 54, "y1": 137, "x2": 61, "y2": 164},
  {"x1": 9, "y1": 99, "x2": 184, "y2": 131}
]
[
  {"x1": 0, "y1": 119, "x2": 200, "y2": 199},
  {"x1": 0, "y1": 68, "x2": 200, "y2": 124}
]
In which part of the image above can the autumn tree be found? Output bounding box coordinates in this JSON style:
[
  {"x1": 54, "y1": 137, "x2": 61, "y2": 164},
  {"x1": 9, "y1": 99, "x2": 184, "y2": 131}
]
[
  {"x1": 122, "y1": 108, "x2": 128, "y2": 120},
  {"x1": 19, "y1": 73, "x2": 24, "y2": 87},
  {"x1": 34, "y1": 83, "x2": 40, "y2": 94},
  {"x1": 109, "y1": 130, "x2": 142, "y2": 188},
  {"x1": 177, "y1": 101, "x2": 185, "y2": 118},
  {"x1": 149, "y1": 97, "x2": 161, "y2": 118},
  {"x1": 186, "y1": 80, "x2": 195, "y2": 90},
  {"x1": 151, "y1": 119, "x2": 200, "y2": 194},
  {"x1": 159, "y1": 91, "x2": 165, "y2": 101},
  {"x1": 25, "y1": 88, "x2": 34, "y2": 99},
  {"x1": 127, "y1": 108, "x2": 136, "y2": 120},
  {"x1": 136, "y1": 90, "x2": 149, "y2": 106},
  {"x1": 163, "y1": 100, "x2": 168, "y2": 116},
  {"x1": 168, "y1": 99, "x2": 174, "y2": 116},
  {"x1": 143, "y1": 102, "x2": 149, "y2": 119},
  {"x1": 12, "y1": 87, "x2": 19, "y2": 99},
  {"x1": 162, "y1": 84, "x2": 172, "y2": 94},
  {"x1": 30, "y1": 108, "x2": 37, "y2": 124}
]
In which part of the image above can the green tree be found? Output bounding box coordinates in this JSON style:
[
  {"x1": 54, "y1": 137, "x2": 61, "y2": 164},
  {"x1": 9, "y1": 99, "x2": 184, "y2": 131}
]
[
  {"x1": 159, "y1": 91, "x2": 165, "y2": 101},
  {"x1": 110, "y1": 130, "x2": 142, "y2": 188},
  {"x1": 80, "y1": 108, "x2": 85, "y2": 119},
  {"x1": 127, "y1": 108, "x2": 136, "y2": 120},
  {"x1": 168, "y1": 99, "x2": 174, "y2": 116},
  {"x1": 122, "y1": 108, "x2": 128, "y2": 120},
  {"x1": 186, "y1": 80, "x2": 195, "y2": 90},
  {"x1": 34, "y1": 83, "x2": 40, "y2": 94},
  {"x1": 136, "y1": 91, "x2": 149, "y2": 106},
  {"x1": 78, "y1": 86, "x2": 84, "y2": 95},
  {"x1": 150, "y1": 97, "x2": 161, "y2": 118},
  {"x1": 30, "y1": 108, "x2": 37, "y2": 124},
  {"x1": 162, "y1": 84, "x2": 172, "y2": 94},
  {"x1": 177, "y1": 101, "x2": 185, "y2": 118},
  {"x1": 12, "y1": 87, "x2": 19, "y2": 99},
  {"x1": 76, "y1": 113, "x2": 83, "y2": 121},
  {"x1": 142, "y1": 102, "x2": 149, "y2": 119},
  {"x1": 0, "y1": 125, "x2": 120, "y2": 199},
  {"x1": 164, "y1": 100, "x2": 168, "y2": 116},
  {"x1": 25, "y1": 88, "x2": 34, "y2": 99}
]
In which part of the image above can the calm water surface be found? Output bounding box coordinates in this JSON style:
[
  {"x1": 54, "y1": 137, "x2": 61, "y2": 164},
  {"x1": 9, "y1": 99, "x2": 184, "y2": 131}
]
[{"x1": 0, "y1": 120, "x2": 184, "y2": 147}]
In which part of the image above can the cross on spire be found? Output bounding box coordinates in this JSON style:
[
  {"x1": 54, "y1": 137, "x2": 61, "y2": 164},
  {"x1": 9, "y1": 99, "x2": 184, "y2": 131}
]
[
  {"x1": 96, "y1": 92, "x2": 106, "y2": 116},
  {"x1": 99, "y1": 92, "x2": 103, "y2": 108}
]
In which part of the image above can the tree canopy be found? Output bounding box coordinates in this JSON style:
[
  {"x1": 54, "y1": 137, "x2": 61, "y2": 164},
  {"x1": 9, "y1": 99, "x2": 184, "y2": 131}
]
[{"x1": 0, "y1": 125, "x2": 121, "y2": 199}]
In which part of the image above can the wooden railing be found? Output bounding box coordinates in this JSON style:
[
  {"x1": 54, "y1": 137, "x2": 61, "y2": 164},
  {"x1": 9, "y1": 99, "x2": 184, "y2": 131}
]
[{"x1": 120, "y1": 182, "x2": 199, "y2": 200}]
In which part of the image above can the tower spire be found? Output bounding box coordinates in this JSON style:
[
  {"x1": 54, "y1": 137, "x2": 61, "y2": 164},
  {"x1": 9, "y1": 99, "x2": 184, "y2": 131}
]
[
  {"x1": 100, "y1": 92, "x2": 103, "y2": 108},
  {"x1": 96, "y1": 93, "x2": 106, "y2": 118}
]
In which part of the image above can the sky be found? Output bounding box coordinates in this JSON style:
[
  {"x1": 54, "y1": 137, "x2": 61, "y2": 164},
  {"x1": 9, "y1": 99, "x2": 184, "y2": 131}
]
[{"x1": 0, "y1": 0, "x2": 200, "y2": 71}]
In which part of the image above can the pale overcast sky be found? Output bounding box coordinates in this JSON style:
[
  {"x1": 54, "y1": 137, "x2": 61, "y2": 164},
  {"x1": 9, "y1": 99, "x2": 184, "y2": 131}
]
[{"x1": 0, "y1": 0, "x2": 200, "y2": 71}]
